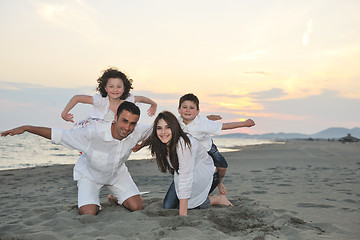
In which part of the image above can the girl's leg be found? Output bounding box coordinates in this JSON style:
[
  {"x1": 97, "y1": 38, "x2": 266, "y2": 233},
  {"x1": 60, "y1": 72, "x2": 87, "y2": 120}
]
[{"x1": 163, "y1": 181, "x2": 179, "y2": 209}]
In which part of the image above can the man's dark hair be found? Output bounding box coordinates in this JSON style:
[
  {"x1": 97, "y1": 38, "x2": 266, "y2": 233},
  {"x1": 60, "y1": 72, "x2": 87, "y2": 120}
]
[{"x1": 116, "y1": 101, "x2": 140, "y2": 118}]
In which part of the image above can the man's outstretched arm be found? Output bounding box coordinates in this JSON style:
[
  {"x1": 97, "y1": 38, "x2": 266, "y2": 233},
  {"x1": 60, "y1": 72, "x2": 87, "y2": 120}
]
[{"x1": 1, "y1": 125, "x2": 51, "y2": 140}]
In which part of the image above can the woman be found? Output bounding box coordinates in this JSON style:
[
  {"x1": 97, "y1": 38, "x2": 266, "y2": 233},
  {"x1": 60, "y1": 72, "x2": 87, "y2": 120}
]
[{"x1": 148, "y1": 111, "x2": 233, "y2": 216}]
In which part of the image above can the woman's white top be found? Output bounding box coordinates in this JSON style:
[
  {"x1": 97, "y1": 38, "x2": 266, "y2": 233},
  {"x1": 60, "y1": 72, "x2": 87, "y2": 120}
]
[{"x1": 171, "y1": 135, "x2": 216, "y2": 209}]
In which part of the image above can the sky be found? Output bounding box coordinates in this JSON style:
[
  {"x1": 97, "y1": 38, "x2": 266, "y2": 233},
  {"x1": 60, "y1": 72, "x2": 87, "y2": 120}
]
[{"x1": 0, "y1": 0, "x2": 359, "y2": 135}]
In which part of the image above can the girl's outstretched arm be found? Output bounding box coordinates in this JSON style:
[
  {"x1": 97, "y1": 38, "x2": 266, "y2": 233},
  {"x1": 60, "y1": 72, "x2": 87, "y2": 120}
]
[
  {"x1": 61, "y1": 95, "x2": 93, "y2": 122},
  {"x1": 134, "y1": 96, "x2": 157, "y2": 116}
]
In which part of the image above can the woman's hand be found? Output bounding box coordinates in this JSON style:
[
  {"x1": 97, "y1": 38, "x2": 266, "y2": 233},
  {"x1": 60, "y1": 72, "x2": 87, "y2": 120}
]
[{"x1": 179, "y1": 199, "x2": 188, "y2": 216}]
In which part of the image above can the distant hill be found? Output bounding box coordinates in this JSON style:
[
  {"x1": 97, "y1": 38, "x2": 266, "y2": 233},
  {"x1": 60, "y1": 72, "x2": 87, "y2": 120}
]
[
  {"x1": 213, "y1": 127, "x2": 360, "y2": 140},
  {"x1": 310, "y1": 127, "x2": 360, "y2": 139}
]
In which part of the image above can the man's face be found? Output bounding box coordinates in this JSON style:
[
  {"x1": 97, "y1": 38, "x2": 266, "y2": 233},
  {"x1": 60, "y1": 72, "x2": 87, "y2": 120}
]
[{"x1": 112, "y1": 110, "x2": 139, "y2": 140}]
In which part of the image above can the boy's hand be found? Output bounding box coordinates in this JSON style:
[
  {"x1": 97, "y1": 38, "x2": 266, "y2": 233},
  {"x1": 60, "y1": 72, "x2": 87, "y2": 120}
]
[
  {"x1": 207, "y1": 115, "x2": 222, "y2": 121},
  {"x1": 1, "y1": 126, "x2": 26, "y2": 137},
  {"x1": 62, "y1": 113, "x2": 74, "y2": 123},
  {"x1": 244, "y1": 119, "x2": 255, "y2": 127},
  {"x1": 218, "y1": 182, "x2": 227, "y2": 195},
  {"x1": 147, "y1": 103, "x2": 157, "y2": 117}
]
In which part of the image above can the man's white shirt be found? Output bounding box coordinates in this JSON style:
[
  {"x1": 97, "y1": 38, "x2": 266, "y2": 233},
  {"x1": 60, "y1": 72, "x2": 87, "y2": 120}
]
[{"x1": 51, "y1": 120, "x2": 151, "y2": 185}]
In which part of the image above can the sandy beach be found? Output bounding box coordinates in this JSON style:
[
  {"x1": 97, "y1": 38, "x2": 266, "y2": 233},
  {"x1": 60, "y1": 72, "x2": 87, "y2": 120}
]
[{"x1": 0, "y1": 140, "x2": 359, "y2": 240}]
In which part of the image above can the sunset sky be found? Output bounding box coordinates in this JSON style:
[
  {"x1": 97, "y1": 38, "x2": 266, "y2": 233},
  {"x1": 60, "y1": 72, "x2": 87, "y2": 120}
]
[{"x1": 1, "y1": 0, "x2": 359, "y2": 135}]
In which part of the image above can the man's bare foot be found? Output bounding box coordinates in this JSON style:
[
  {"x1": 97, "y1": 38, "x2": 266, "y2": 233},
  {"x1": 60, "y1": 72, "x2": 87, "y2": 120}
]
[
  {"x1": 209, "y1": 194, "x2": 234, "y2": 207},
  {"x1": 218, "y1": 182, "x2": 227, "y2": 195},
  {"x1": 107, "y1": 194, "x2": 119, "y2": 205}
]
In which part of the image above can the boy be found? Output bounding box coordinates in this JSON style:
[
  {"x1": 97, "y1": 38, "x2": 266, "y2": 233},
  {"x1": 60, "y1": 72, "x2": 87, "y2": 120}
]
[{"x1": 178, "y1": 93, "x2": 255, "y2": 195}]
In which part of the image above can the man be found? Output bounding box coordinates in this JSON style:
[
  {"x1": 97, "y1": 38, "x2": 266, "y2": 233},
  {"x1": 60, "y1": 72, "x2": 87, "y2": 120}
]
[{"x1": 1, "y1": 101, "x2": 151, "y2": 215}]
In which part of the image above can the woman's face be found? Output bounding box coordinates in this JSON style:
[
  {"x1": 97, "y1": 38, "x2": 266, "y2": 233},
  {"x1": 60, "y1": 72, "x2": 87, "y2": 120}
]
[{"x1": 156, "y1": 118, "x2": 172, "y2": 146}]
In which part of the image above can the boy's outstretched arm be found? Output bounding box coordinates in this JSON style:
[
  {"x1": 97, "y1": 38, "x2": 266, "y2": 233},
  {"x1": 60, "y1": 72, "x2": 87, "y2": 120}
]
[
  {"x1": 1, "y1": 126, "x2": 51, "y2": 140},
  {"x1": 134, "y1": 96, "x2": 157, "y2": 116},
  {"x1": 222, "y1": 119, "x2": 255, "y2": 130},
  {"x1": 61, "y1": 95, "x2": 93, "y2": 122}
]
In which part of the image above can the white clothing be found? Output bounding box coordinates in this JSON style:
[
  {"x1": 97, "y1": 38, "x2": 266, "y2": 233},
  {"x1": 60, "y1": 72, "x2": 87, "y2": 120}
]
[
  {"x1": 173, "y1": 135, "x2": 216, "y2": 209},
  {"x1": 178, "y1": 115, "x2": 222, "y2": 151},
  {"x1": 77, "y1": 170, "x2": 140, "y2": 208},
  {"x1": 91, "y1": 93, "x2": 135, "y2": 122},
  {"x1": 51, "y1": 120, "x2": 151, "y2": 185}
]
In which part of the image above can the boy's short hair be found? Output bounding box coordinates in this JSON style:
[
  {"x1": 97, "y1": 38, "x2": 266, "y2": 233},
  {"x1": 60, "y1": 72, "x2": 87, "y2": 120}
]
[{"x1": 179, "y1": 93, "x2": 200, "y2": 109}]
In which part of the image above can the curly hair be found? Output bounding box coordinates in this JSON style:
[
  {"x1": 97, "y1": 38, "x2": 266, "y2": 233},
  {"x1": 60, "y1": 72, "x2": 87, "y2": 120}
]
[{"x1": 96, "y1": 67, "x2": 133, "y2": 99}]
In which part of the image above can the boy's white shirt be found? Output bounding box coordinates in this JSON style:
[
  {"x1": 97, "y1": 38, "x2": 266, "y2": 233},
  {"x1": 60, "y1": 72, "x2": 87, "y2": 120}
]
[{"x1": 178, "y1": 115, "x2": 222, "y2": 151}]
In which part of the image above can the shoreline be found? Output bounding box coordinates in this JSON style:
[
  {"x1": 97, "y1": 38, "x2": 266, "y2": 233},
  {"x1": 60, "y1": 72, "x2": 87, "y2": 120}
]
[{"x1": 1, "y1": 140, "x2": 359, "y2": 239}]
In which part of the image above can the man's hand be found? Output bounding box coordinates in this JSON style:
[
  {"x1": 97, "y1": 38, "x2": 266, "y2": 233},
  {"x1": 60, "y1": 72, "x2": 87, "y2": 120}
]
[{"x1": 1, "y1": 126, "x2": 27, "y2": 137}]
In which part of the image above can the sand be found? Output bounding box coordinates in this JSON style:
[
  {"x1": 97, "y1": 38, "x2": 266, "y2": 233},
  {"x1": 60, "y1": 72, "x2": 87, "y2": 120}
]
[{"x1": 0, "y1": 140, "x2": 359, "y2": 240}]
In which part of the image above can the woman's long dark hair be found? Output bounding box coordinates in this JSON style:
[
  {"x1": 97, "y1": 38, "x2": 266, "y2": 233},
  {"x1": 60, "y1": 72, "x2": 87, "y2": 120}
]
[{"x1": 148, "y1": 111, "x2": 191, "y2": 174}]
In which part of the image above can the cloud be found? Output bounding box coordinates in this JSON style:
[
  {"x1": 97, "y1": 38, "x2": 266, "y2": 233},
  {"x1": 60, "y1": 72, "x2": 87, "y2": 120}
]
[
  {"x1": 241, "y1": 70, "x2": 271, "y2": 76},
  {"x1": 250, "y1": 88, "x2": 287, "y2": 100},
  {"x1": 33, "y1": 0, "x2": 101, "y2": 41},
  {"x1": 228, "y1": 49, "x2": 267, "y2": 61},
  {"x1": 302, "y1": 19, "x2": 313, "y2": 46},
  {"x1": 259, "y1": 89, "x2": 360, "y2": 119}
]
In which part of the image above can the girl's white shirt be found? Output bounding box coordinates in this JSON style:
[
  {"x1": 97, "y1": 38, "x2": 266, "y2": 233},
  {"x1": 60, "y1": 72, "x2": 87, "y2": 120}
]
[
  {"x1": 91, "y1": 93, "x2": 135, "y2": 121},
  {"x1": 170, "y1": 135, "x2": 215, "y2": 209}
]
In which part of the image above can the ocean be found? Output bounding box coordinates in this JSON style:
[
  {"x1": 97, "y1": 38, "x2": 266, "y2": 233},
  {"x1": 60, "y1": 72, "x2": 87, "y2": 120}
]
[{"x1": 0, "y1": 132, "x2": 278, "y2": 171}]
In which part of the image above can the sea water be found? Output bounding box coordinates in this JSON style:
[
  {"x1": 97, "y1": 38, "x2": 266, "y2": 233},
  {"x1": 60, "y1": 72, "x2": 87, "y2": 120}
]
[{"x1": 0, "y1": 132, "x2": 278, "y2": 170}]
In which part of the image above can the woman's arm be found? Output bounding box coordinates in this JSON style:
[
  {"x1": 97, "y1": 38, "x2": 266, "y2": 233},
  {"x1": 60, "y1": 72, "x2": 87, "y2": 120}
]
[
  {"x1": 179, "y1": 198, "x2": 188, "y2": 216},
  {"x1": 134, "y1": 96, "x2": 157, "y2": 116},
  {"x1": 61, "y1": 95, "x2": 93, "y2": 122}
]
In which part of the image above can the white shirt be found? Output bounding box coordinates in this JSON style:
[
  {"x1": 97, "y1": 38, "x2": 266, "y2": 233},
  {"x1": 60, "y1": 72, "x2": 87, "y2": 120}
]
[
  {"x1": 51, "y1": 120, "x2": 151, "y2": 185},
  {"x1": 178, "y1": 115, "x2": 222, "y2": 151},
  {"x1": 91, "y1": 93, "x2": 135, "y2": 121},
  {"x1": 173, "y1": 135, "x2": 216, "y2": 209}
]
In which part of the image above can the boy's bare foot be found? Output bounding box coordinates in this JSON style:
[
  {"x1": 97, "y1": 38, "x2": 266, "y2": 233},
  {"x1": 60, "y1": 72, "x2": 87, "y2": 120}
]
[
  {"x1": 107, "y1": 194, "x2": 119, "y2": 205},
  {"x1": 209, "y1": 194, "x2": 234, "y2": 207},
  {"x1": 218, "y1": 182, "x2": 227, "y2": 195}
]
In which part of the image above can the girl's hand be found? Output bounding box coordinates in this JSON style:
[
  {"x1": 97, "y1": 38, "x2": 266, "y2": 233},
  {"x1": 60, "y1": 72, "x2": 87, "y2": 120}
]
[
  {"x1": 62, "y1": 113, "x2": 74, "y2": 123},
  {"x1": 147, "y1": 103, "x2": 157, "y2": 117},
  {"x1": 207, "y1": 115, "x2": 222, "y2": 121}
]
